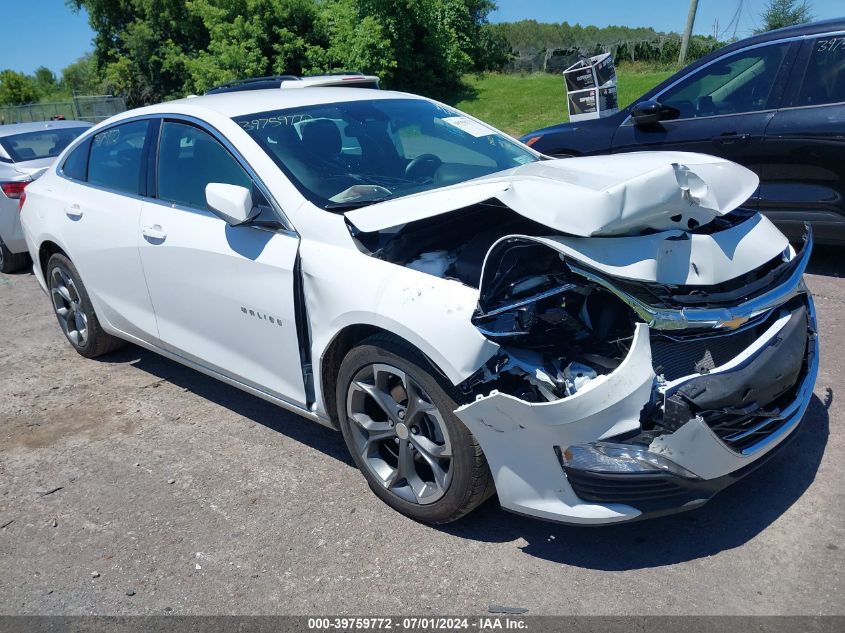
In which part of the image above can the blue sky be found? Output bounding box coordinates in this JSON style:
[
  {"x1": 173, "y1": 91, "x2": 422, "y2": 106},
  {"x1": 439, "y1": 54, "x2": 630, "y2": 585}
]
[
  {"x1": 491, "y1": 0, "x2": 842, "y2": 37},
  {"x1": 3, "y1": 0, "x2": 844, "y2": 75}
]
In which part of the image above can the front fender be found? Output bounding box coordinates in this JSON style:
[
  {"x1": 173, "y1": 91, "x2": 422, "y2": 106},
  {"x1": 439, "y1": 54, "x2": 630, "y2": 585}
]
[{"x1": 299, "y1": 240, "x2": 499, "y2": 418}]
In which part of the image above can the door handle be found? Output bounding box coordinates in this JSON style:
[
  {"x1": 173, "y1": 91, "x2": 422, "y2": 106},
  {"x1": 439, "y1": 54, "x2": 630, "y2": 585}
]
[
  {"x1": 64, "y1": 204, "x2": 83, "y2": 220},
  {"x1": 712, "y1": 132, "x2": 752, "y2": 145},
  {"x1": 142, "y1": 225, "x2": 167, "y2": 242}
]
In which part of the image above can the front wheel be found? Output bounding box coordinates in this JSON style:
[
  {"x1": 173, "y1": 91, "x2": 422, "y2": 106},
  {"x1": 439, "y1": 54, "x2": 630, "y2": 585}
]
[{"x1": 336, "y1": 335, "x2": 494, "y2": 523}]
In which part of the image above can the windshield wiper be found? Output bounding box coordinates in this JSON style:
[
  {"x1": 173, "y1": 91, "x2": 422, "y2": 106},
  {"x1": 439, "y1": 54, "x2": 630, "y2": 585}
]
[{"x1": 324, "y1": 197, "x2": 392, "y2": 211}]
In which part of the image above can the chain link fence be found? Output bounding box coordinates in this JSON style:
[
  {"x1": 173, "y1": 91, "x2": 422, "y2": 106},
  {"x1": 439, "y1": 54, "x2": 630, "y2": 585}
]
[
  {"x1": 504, "y1": 37, "x2": 723, "y2": 73},
  {"x1": 0, "y1": 96, "x2": 127, "y2": 125}
]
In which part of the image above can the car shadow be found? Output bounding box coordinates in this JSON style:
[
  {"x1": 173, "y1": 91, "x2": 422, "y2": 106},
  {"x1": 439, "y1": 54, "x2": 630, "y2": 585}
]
[
  {"x1": 101, "y1": 345, "x2": 354, "y2": 466},
  {"x1": 807, "y1": 245, "x2": 844, "y2": 278},
  {"x1": 440, "y1": 392, "x2": 831, "y2": 569},
  {"x1": 102, "y1": 347, "x2": 829, "y2": 570}
]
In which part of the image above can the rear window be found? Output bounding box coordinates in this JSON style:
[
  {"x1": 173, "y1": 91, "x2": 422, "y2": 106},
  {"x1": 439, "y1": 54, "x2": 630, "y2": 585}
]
[
  {"x1": 0, "y1": 127, "x2": 89, "y2": 163},
  {"x1": 796, "y1": 36, "x2": 845, "y2": 106},
  {"x1": 62, "y1": 138, "x2": 91, "y2": 181},
  {"x1": 87, "y1": 120, "x2": 150, "y2": 195}
]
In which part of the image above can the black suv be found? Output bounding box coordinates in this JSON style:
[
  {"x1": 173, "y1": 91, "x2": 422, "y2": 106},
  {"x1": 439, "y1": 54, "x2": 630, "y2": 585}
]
[{"x1": 522, "y1": 18, "x2": 845, "y2": 244}]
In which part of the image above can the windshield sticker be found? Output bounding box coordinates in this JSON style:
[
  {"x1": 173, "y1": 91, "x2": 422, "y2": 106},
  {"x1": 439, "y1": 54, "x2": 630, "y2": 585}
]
[
  {"x1": 513, "y1": 155, "x2": 534, "y2": 165},
  {"x1": 442, "y1": 116, "x2": 495, "y2": 137}
]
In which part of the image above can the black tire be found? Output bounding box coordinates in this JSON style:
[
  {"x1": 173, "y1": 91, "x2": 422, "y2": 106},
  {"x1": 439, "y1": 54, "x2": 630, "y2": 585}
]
[
  {"x1": 336, "y1": 334, "x2": 495, "y2": 524},
  {"x1": 0, "y1": 236, "x2": 30, "y2": 273},
  {"x1": 46, "y1": 253, "x2": 125, "y2": 358}
]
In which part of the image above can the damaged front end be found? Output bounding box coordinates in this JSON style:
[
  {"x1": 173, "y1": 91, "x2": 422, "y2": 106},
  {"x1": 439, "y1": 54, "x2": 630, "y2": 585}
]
[
  {"x1": 453, "y1": 227, "x2": 818, "y2": 524},
  {"x1": 345, "y1": 154, "x2": 819, "y2": 524}
]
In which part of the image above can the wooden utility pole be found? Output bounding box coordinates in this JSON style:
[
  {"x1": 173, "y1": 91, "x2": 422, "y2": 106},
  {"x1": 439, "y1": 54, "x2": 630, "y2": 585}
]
[{"x1": 678, "y1": 0, "x2": 700, "y2": 66}]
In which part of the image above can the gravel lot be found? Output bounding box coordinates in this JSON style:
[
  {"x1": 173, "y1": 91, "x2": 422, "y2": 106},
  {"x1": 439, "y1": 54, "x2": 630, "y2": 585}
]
[{"x1": 0, "y1": 249, "x2": 843, "y2": 616}]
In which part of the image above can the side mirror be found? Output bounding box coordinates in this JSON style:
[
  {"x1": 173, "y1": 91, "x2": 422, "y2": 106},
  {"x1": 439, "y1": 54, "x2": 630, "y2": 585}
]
[
  {"x1": 631, "y1": 100, "x2": 664, "y2": 126},
  {"x1": 205, "y1": 183, "x2": 258, "y2": 226}
]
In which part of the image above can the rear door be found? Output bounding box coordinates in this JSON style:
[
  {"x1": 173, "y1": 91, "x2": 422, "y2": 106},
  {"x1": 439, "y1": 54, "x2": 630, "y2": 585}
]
[
  {"x1": 138, "y1": 119, "x2": 307, "y2": 406},
  {"x1": 760, "y1": 32, "x2": 845, "y2": 242},
  {"x1": 612, "y1": 39, "x2": 798, "y2": 208},
  {"x1": 57, "y1": 119, "x2": 159, "y2": 342}
]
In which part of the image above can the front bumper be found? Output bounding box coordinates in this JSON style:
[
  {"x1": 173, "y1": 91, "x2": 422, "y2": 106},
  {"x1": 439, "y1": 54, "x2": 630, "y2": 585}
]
[{"x1": 455, "y1": 293, "x2": 819, "y2": 525}]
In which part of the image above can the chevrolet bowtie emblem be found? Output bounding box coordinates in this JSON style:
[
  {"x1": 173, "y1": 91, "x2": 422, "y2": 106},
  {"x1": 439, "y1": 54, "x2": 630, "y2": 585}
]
[{"x1": 721, "y1": 316, "x2": 749, "y2": 330}]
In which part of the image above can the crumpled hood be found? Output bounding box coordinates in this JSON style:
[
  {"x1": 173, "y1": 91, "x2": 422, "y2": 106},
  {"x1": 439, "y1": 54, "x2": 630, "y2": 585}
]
[{"x1": 345, "y1": 152, "x2": 759, "y2": 236}]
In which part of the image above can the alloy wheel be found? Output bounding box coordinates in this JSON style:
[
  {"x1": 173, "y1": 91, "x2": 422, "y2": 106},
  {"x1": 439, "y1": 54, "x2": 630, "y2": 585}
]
[
  {"x1": 50, "y1": 266, "x2": 88, "y2": 347},
  {"x1": 346, "y1": 363, "x2": 453, "y2": 505}
]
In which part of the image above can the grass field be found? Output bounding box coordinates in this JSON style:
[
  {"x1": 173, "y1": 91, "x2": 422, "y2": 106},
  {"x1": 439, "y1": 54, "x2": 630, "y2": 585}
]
[{"x1": 452, "y1": 68, "x2": 674, "y2": 137}]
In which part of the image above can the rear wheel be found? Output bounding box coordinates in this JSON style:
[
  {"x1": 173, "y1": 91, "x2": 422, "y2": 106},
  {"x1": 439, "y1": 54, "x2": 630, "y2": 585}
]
[
  {"x1": 337, "y1": 335, "x2": 494, "y2": 523},
  {"x1": 47, "y1": 253, "x2": 125, "y2": 358},
  {"x1": 0, "y1": 236, "x2": 29, "y2": 273}
]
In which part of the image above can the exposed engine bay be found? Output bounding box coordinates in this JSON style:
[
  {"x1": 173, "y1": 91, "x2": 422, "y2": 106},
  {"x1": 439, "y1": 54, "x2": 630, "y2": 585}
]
[
  {"x1": 352, "y1": 203, "x2": 632, "y2": 399},
  {"x1": 351, "y1": 198, "x2": 814, "y2": 449}
]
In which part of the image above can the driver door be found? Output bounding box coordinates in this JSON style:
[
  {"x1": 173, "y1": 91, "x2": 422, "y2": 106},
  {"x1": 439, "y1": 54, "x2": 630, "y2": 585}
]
[
  {"x1": 612, "y1": 40, "x2": 798, "y2": 208},
  {"x1": 138, "y1": 119, "x2": 307, "y2": 406}
]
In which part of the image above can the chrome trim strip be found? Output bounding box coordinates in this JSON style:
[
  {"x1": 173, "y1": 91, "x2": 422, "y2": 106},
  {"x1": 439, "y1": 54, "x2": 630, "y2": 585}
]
[
  {"x1": 56, "y1": 112, "x2": 298, "y2": 235},
  {"x1": 569, "y1": 229, "x2": 813, "y2": 331}
]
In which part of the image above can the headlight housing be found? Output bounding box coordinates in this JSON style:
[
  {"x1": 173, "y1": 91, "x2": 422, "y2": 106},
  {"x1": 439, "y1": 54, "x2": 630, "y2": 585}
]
[{"x1": 558, "y1": 442, "x2": 699, "y2": 479}]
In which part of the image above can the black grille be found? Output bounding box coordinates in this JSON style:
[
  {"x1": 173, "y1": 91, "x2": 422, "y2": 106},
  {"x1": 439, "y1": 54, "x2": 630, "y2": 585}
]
[
  {"x1": 702, "y1": 382, "x2": 803, "y2": 453},
  {"x1": 563, "y1": 469, "x2": 698, "y2": 510},
  {"x1": 651, "y1": 326, "x2": 761, "y2": 380},
  {"x1": 660, "y1": 301, "x2": 810, "y2": 453}
]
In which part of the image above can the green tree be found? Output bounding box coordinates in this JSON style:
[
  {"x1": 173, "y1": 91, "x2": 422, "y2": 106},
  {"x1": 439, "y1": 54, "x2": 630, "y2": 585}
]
[
  {"x1": 33, "y1": 67, "x2": 57, "y2": 92},
  {"x1": 757, "y1": 0, "x2": 813, "y2": 33},
  {"x1": 69, "y1": 0, "x2": 506, "y2": 104},
  {"x1": 343, "y1": 0, "x2": 504, "y2": 95},
  {"x1": 61, "y1": 53, "x2": 101, "y2": 95},
  {"x1": 0, "y1": 70, "x2": 40, "y2": 105},
  {"x1": 183, "y1": 0, "x2": 326, "y2": 94},
  {"x1": 309, "y1": 0, "x2": 395, "y2": 80},
  {"x1": 68, "y1": 0, "x2": 207, "y2": 104}
]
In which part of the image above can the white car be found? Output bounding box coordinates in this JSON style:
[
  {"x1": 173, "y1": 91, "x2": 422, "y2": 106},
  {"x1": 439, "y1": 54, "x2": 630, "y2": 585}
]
[
  {"x1": 19, "y1": 88, "x2": 818, "y2": 525},
  {"x1": 0, "y1": 121, "x2": 91, "y2": 272}
]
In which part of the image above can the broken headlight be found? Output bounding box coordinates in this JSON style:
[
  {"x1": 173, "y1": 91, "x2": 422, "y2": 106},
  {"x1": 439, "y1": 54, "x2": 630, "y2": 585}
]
[{"x1": 559, "y1": 442, "x2": 699, "y2": 478}]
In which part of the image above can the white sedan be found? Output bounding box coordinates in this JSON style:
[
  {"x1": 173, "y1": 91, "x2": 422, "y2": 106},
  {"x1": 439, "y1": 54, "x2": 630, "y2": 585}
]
[{"x1": 19, "y1": 88, "x2": 818, "y2": 525}]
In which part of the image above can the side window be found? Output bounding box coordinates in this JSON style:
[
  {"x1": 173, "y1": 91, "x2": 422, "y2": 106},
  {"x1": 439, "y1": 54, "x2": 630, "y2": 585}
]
[
  {"x1": 660, "y1": 42, "x2": 791, "y2": 119},
  {"x1": 62, "y1": 138, "x2": 91, "y2": 181},
  {"x1": 796, "y1": 36, "x2": 845, "y2": 106},
  {"x1": 87, "y1": 120, "x2": 150, "y2": 195},
  {"x1": 157, "y1": 121, "x2": 252, "y2": 210}
]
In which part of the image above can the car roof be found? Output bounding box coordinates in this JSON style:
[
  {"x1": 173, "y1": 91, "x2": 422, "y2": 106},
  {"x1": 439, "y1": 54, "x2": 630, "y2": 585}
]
[
  {"x1": 734, "y1": 16, "x2": 845, "y2": 45},
  {"x1": 0, "y1": 120, "x2": 92, "y2": 138},
  {"x1": 131, "y1": 87, "x2": 426, "y2": 119}
]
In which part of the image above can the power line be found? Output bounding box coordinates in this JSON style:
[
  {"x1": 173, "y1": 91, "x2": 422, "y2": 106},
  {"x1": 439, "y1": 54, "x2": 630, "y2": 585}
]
[{"x1": 718, "y1": 0, "x2": 744, "y2": 40}]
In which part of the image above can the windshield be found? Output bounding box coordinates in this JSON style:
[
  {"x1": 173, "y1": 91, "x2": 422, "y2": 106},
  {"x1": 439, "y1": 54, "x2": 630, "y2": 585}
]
[
  {"x1": 233, "y1": 98, "x2": 538, "y2": 210},
  {"x1": 0, "y1": 127, "x2": 89, "y2": 164}
]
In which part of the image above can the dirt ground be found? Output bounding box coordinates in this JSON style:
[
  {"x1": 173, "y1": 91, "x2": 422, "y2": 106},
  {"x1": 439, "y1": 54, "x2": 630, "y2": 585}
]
[{"x1": 0, "y1": 248, "x2": 843, "y2": 615}]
